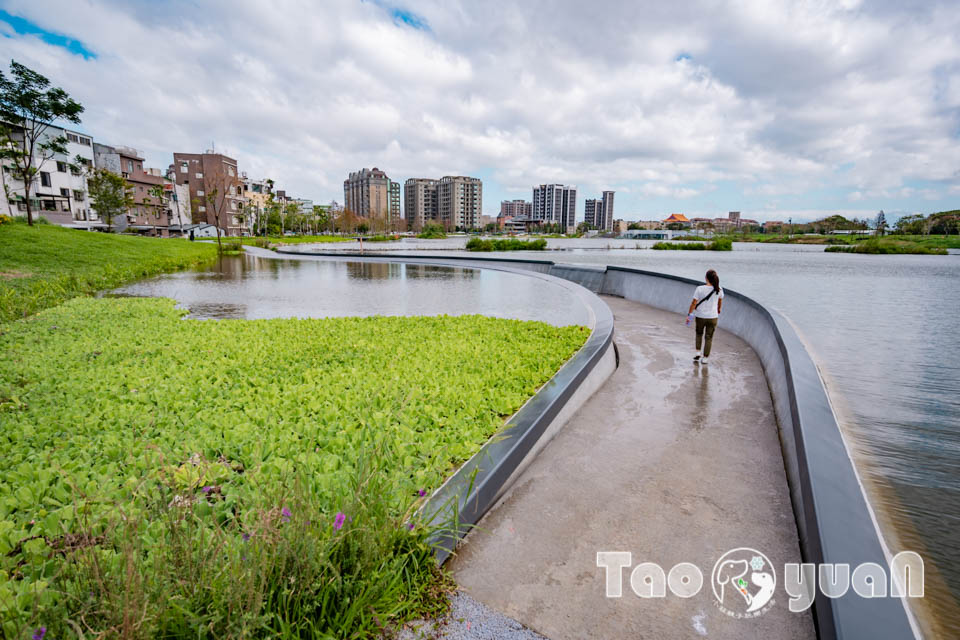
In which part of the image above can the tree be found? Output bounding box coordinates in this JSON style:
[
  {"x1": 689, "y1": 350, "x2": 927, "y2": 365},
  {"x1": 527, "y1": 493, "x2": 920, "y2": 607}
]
[
  {"x1": 312, "y1": 205, "x2": 330, "y2": 234},
  {"x1": 198, "y1": 159, "x2": 241, "y2": 253},
  {"x1": 0, "y1": 61, "x2": 84, "y2": 226},
  {"x1": 875, "y1": 210, "x2": 888, "y2": 236},
  {"x1": 87, "y1": 169, "x2": 133, "y2": 232}
]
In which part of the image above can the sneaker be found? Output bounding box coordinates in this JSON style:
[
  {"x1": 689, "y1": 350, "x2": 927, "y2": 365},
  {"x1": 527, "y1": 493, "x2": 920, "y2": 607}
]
[
  {"x1": 701, "y1": 357, "x2": 709, "y2": 364},
  {"x1": 693, "y1": 354, "x2": 701, "y2": 362}
]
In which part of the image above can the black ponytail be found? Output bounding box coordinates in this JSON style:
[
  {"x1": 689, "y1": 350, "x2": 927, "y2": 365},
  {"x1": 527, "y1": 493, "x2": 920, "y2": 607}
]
[{"x1": 706, "y1": 269, "x2": 720, "y2": 294}]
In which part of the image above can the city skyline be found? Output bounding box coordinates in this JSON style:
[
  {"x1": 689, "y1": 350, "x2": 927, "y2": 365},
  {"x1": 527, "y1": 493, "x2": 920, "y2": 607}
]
[{"x1": 2, "y1": 1, "x2": 958, "y2": 223}]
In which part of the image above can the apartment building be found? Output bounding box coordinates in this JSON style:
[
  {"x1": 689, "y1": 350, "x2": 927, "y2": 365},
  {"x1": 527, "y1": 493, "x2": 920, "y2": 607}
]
[
  {"x1": 532, "y1": 184, "x2": 577, "y2": 232},
  {"x1": 438, "y1": 175, "x2": 483, "y2": 229},
  {"x1": 171, "y1": 152, "x2": 244, "y2": 234},
  {"x1": 242, "y1": 176, "x2": 273, "y2": 234},
  {"x1": 1, "y1": 121, "x2": 96, "y2": 227},
  {"x1": 93, "y1": 144, "x2": 171, "y2": 235},
  {"x1": 500, "y1": 199, "x2": 532, "y2": 218},
  {"x1": 343, "y1": 167, "x2": 398, "y2": 224},
  {"x1": 584, "y1": 199, "x2": 601, "y2": 229},
  {"x1": 404, "y1": 178, "x2": 439, "y2": 230},
  {"x1": 584, "y1": 191, "x2": 615, "y2": 231}
]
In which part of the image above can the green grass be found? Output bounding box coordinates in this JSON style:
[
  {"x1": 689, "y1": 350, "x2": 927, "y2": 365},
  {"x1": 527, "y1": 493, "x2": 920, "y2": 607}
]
[
  {"x1": 824, "y1": 238, "x2": 948, "y2": 255},
  {"x1": 652, "y1": 238, "x2": 731, "y2": 251},
  {"x1": 0, "y1": 222, "x2": 218, "y2": 323},
  {"x1": 0, "y1": 298, "x2": 588, "y2": 637},
  {"x1": 465, "y1": 237, "x2": 547, "y2": 251},
  {"x1": 882, "y1": 234, "x2": 960, "y2": 249}
]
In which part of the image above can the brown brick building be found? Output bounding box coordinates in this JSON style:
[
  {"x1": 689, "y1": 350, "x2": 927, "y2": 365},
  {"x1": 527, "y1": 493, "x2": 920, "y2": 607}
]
[{"x1": 171, "y1": 152, "x2": 244, "y2": 234}]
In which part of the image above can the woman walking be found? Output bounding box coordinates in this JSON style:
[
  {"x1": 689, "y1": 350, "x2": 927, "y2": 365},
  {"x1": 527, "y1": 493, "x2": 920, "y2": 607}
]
[{"x1": 687, "y1": 269, "x2": 723, "y2": 364}]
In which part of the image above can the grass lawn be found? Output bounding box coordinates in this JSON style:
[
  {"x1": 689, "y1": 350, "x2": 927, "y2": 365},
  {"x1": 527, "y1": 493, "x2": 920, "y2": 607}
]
[
  {"x1": 883, "y1": 234, "x2": 960, "y2": 249},
  {"x1": 0, "y1": 298, "x2": 588, "y2": 637},
  {"x1": 824, "y1": 237, "x2": 948, "y2": 255},
  {"x1": 0, "y1": 222, "x2": 218, "y2": 323}
]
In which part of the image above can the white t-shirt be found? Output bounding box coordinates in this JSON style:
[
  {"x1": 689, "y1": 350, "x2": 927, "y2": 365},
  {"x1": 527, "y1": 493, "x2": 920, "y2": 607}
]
[{"x1": 692, "y1": 284, "x2": 724, "y2": 319}]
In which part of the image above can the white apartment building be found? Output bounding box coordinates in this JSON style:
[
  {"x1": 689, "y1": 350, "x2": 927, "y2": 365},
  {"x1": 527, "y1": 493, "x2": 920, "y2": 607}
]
[
  {"x1": 1, "y1": 121, "x2": 98, "y2": 227},
  {"x1": 532, "y1": 184, "x2": 577, "y2": 233}
]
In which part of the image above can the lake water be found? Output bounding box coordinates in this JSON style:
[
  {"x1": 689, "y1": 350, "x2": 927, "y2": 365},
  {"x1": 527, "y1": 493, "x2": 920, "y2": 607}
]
[
  {"x1": 109, "y1": 253, "x2": 590, "y2": 326},
  {"x1": 117, "y1": 241, "x2": 960, "y2": 634}
]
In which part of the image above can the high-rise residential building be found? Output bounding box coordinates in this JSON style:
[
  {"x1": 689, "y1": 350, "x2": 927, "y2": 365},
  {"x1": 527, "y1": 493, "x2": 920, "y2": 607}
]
[
  {"x1": 584, "y1": 199, "x2": 601, "y2": 228},
  {"x1": 438, "y1": 176, "x2": 483, "y2": 229},
  {"x1": 532, "y1": 184, "x2": 577, "y2": 232},
  {"x1": 500, "y1": 199, "x2": 532, "y2": 218},
  {"x1": 404, "y1": 178, "x2": 439, "y2": 230},
  {"x1": 171, "y1": 152, "x2": 243, "y2": 234},
  {"x1": 602, "y1": 191, "x2": 615, "y2": 231},
  {"x1": 343, "y1": 167, "x2": 396, "y2": 222},
  {"x1": 584, "y1": 191, "x2": 615, "y2": 231},
  {"x1": 389, "y1": 181, "x2": 401, "y2": 223}
]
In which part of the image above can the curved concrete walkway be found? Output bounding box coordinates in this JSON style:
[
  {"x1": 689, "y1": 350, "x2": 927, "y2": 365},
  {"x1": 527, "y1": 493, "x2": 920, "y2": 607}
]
[{"x1": 447, "y1": 297, "x2": 815, "y2": 639}]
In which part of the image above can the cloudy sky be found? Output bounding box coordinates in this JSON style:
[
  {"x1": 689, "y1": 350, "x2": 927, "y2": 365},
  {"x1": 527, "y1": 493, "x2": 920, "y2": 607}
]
[{"x1": 2, "y1": 0, "x2": 958, "y2": 222}]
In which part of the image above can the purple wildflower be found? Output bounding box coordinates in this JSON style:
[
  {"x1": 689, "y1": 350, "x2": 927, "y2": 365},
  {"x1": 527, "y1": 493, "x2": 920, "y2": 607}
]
[
  {"x1": 333, "y1": 512, "x2": 346, "y2": 531},
  {"x1": 202, "y1": 486, "x2": 213, "y2": 494},
  {"x1": 417, "y1": 489, "x2": 426, "y2": 497},
  {"x1": 33, "y1": 628, "x2": 46, "y2": 640},
  {"x1": 408, "y1": 522, "x2": 415, "y2": 530},
  {"x1": 241, "y1": 532, "x2": 251, "y2": 542},
  {"x1": 281, "y1": 506, "x2": 292, "y2": 522}
]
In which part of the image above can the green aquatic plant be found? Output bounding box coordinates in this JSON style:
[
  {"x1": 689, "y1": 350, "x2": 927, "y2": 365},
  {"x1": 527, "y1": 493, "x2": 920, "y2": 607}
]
[{"x1": 0, "y1": 297, "x2": 587, "y2": 636}]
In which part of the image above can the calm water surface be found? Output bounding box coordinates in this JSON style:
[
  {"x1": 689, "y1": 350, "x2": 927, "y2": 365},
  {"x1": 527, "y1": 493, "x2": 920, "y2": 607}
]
[
  {"x1": 110, "y1": 254, "x2": 589, "y2": 326},
  {"x1": 117, "y1": 242, "x2": 959, "y2": 634}
]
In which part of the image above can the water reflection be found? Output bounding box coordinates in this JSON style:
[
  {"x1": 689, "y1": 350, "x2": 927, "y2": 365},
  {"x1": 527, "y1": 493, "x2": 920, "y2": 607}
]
[{"x1": 110, "y1": 254, "x2": 587, "y2": 327}]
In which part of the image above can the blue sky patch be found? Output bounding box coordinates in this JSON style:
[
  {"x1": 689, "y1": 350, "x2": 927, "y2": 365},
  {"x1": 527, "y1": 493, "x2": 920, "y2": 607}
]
[
  {"x1": 364, "y1": 1, "x2": 430, "y2": 31},
  {"x1": 0, "y1": 10, "x2": 96, "y2": 59}
]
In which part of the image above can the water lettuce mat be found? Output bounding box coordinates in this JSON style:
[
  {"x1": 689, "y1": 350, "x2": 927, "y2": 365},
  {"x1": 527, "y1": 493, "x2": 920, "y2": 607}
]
[{"x1": 0, "y1": 298, "x2": 587, "y2": 637}]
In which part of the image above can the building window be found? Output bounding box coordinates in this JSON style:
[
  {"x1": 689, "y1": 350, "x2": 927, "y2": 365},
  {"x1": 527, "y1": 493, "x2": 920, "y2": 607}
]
[
  {"x1": 180, "y1": 162, "x2": 188, "y2": 173},
  {"x1": 73, "y1": 190, "x2": 84, "y2": 199},
  {"x1": 227, "y1": 166, "x2": 235, "y2": 177},
  {"x1": 198, "y1": 205, "x2": 206, "y2": 212},
  {"x1": 197, "y1": 190, "x2": 204, "y2": 196},
  {"x1": 43, "y1": 200, "x2": 56, "y2": 211},
  {"x1": 61, "y1": 201, "x2": 71, "y2": 212},
  {"x1": 196, "y1": 173, "x2": 203, "y2": 179},
  {"x1": 57, "y1": 161, "x2": 67, "y2": 172},
  {"x1": 230, "y1": 201, "x2": 236, "y2": 210},
  {"x1": 60, "y1": 188, "x2": 70, "y2": 197},
  {"x1": 40, "y1": 172, "x2": 52, "y2": 187},
  {"x1": 127, "y1": 160, "x2": 134, "y2": 173}
]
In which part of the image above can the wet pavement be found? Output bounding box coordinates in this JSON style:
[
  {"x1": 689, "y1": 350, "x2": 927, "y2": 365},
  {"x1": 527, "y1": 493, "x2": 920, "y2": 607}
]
[{"x1": 447, "y1": 296, "x2": 815, "y2": 640}]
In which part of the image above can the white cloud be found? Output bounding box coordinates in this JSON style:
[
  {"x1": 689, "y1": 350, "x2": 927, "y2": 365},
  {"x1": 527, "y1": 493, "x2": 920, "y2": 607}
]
[{"x1": 0, "y1": 0, "x2": 958, "y2": 216}]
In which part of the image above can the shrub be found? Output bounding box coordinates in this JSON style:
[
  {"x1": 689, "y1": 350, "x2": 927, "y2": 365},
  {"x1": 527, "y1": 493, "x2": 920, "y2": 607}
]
[
  {"x1": 417, "y1": 223, "x2": 447, "y2": 239},
  {"x1": 652, "y1": 241, "x2": 706, "y2": 251},
  {"x1": 465, "y1": 237, "x2": 547, "y2": 251},
  {"x1": 708, "y1": 237, "x2": 733, "y2": 251}
]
